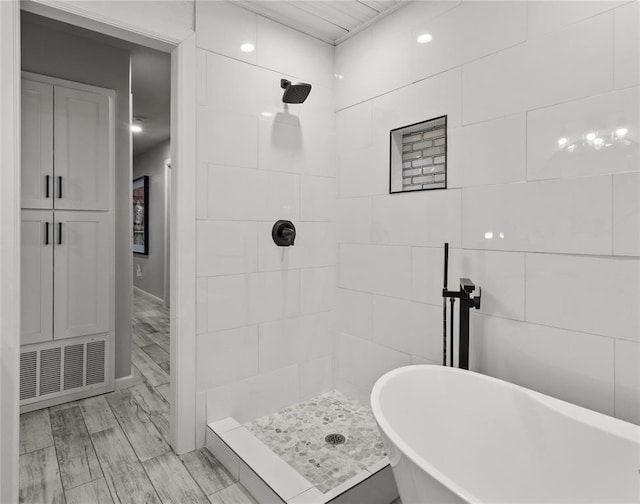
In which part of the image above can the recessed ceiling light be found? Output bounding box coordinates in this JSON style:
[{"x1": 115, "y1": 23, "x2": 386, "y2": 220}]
[
  {"x1": 240, "y1": 43, "x2": 255, "y2": 53},
  {"x1": 417, "y1": 33, "x2": 433, "y2": 44},
  {"x1": 131, "y1": 124, "x2": 142, "y2": 133},
  {"x1": 557, "y1": 137, "x2": 568, "y2": 147}
]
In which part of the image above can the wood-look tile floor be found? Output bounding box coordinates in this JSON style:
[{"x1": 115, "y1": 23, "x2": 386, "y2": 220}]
[{"x1": 19, "y1": 290, "x2": 257, "y2": 504}]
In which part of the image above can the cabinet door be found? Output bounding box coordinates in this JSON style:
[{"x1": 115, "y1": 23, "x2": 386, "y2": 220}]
[
  {"x1": 54, "y1": 211, "x2": 110, "y2": 340},
  {"x1": 54, "y1": 86, "x2": 110, "y2": 211},
  {"x1": 21, "y1": 211, "x2": 54, "y2": 345},
  {"x1": 21, "y1": 80, "x2": 53, "y2": 209}
]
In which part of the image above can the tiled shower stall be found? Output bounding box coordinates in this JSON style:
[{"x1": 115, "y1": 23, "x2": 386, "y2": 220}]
[{"x1": 194, "y1": 0, "x2": 639, "y2": 449}]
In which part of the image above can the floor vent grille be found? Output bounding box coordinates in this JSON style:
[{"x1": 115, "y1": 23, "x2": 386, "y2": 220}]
[{"x1": 20, "y1": 335, "x2": 109, "y2": 406}]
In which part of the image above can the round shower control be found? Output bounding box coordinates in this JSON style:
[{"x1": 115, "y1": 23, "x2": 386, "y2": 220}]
[{"x1": 272, "y1": 220, "x2": 296, "y2": 246}]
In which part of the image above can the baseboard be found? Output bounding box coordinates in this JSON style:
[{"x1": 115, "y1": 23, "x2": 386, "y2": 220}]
[
  {"x1": 134, "y1": 286, "x2": 165, "y2": 304},
  {"x1": 114, "y1": 372, "x2": 142, "y2": 391}
]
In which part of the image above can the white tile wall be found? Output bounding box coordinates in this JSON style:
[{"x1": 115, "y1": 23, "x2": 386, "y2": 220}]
[
  {"x1": 372, "y1": 295, "x2": 442, "y2": 362},
  {"x1": 455, "y1": 113, "x2": 526, "y2": 187},
  {"x1": 300, "y1": 266, "x2": 336, "y2": 315},
  {"x1": 471, "y1": 314, "x2": 615, "y2": 416},
  {"x1": 198, "y1": 110, "x2": 258, "y2": 169},
  {"x1": 332, "y1": 0, "x2": 639, "y2": 426},
  {"x1": 207, "y1": 165, "x2": 299, "y2": 221},
  {"x1": 614, "y1": 2, "x2": 640, "y2": 89},
  {"x1": 463, "y1": 13, "x2": 613, "y2": 124},
  {"x1": 258, "y1": 312, "x2": 334, "y2": 373},
  {"x1": 371, "y1": 190, "x2": 461, "y2": 247},
  {"x1": 257, "y1": 221, "x2": 335, "y2": 271},
  {"x1": 463, "y1": 177, "x2": 612, "y2": 255},
  {"x1": 411, "y1": 1, "x2": 526, "y2": 81},
  {"x1": 614, "y1": 339, "x2": 640, "y2": 424},
  {"x1": 527, "y1": 87, "x2": 639, "y2": 181},
  {"x1": 197, "y1": 326, "x2": 259, "y2": 390},
  {"x1": 526, "y1": 253, "x2": 640, "y2": 342},
  {"x1": 339, "y1": 244, "x2": 411, "y2": 299},
  {"x1": 613, "y1": 172, "x2": 640, "y2": 257},
  {"x1": 196, "y1": 221, "x2": 258, "y2": 277}
]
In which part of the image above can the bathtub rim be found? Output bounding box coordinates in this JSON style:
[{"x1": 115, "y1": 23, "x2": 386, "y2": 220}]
[{"x1": 370, "y1": 365, "x2": 640, "y2": 503}]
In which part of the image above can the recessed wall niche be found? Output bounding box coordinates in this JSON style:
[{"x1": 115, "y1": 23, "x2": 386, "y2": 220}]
[{"x1": 390, "y1": 115, "x2": 447, "y2": 193}]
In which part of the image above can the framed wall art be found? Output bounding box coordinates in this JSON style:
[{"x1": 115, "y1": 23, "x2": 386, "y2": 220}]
[{"x1": 132, "y1": 175, "x2": 149, "y2": 255}]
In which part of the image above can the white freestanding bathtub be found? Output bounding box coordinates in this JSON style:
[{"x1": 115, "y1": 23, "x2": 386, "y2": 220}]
[{"x1": 371, "y1": 365, "x2": 640, "y2": 504}]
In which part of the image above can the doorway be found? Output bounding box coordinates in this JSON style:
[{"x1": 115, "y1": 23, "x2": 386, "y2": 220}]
[{"x1": 1, "y1": 1, "x2": 197, "y2": 500}]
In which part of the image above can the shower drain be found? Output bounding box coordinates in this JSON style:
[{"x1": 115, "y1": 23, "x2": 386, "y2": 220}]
[{"x1": 325, "y1": 433, "x2": 346, "y2": 445}]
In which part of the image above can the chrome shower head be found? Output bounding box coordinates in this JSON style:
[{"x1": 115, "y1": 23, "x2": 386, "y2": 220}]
[{"x1": 281, "y1": 79, "x2": 312, "y2": 104}]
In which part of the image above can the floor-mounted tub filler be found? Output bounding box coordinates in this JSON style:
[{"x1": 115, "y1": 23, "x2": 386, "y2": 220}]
[{"x1": 371, "y1": 366, "x2": 640, "y2": 504}]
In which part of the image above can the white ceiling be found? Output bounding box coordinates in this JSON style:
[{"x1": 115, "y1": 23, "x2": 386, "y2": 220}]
[{"x1": 231, "y1": 0, "x2": 407, "y2": 44}]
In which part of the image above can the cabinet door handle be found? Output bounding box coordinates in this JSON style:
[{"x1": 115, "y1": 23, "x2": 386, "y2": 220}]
[
  {"x1": 45, "y1": 175, "x2": 50, "y2": 198},
  {"x1": 45, "y1": 222, "x2": 50, "y2": 245},
  {"x1": 58, "y1": 176, "x2": 62, "y2": 199},
  {"x1": 58, "y1": 222, "x2": 62, "y2": 245}
]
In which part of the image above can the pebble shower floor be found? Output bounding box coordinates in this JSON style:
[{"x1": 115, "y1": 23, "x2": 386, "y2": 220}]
[{"x1": 245, "y1": 391, "x2": 387, "y2": 494}]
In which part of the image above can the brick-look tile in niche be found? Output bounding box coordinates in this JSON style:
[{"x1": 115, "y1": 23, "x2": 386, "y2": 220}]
[{"x1": 390, "y1": 115, "x2": 447, "y2": 193}]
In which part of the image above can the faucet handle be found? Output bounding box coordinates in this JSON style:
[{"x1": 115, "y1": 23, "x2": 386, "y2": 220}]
[{"x1": 472, "y1": 286, "x2": 481, "y2": 310}]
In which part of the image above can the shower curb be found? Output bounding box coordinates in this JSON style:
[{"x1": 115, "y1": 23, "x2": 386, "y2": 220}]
[{"x1": 206, "y1": 418, "x2": 398, "y2": 504}]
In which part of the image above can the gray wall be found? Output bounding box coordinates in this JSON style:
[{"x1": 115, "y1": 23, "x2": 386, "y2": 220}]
[
  {"x1": 133, "y1": 139, "x2": 170, "y2": 300},
  {"x1": 22, "y1": 14, "x2": 133, "y2": 379}
]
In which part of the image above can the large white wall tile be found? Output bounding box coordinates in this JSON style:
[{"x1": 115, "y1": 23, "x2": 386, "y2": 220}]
[
  {"x1": 257, "y1": 17, "x2": 334, "y2": 89},
  {"x1": 258, "y1": 312, "x2": 334, "y2": 373},
  {"x1": 337, "y1": 197, "x2": 371, "y2": 244},
  {"x1": 411, "y1": 1, "x2": 525, "y2": 81},
  {"x1": 372, "y1": 190, "x2": 461, "y2": 247},
  {"x1": 339, "y1": 244, "x2": 411, "y2": 299},
  {"x1": 198, "y1": 108, "x2": 258, "y2": 168},
  {"x1": 472, "y1": 314, "x2": 615, "y2": 416},
  {"x1": 336, "y1": 288, "x2": 373, "y2": 340},
  {"x1": 202, "y1": 270, "x2": 300, "y2": 332},
  {"x1": 410, "y1": 246, "x2": 447, "y2": 306},
  {"x1": 337, "y1": 145, "x2": 388, "y2": 198},
  {"x1": 202, "y1": 52, "x2": 259, "y2": 115},
  {"x1": 201, "y1": 275, "x2": 248, "y2": 333},
  {"x1": 196, "y1": 0, "x2": 257, "y2": 63},
  {"x1": 525, "y1": 176, "x2": 612, "y2": 255},
  {"x1": 336, "y1": 102, "x2": 372, "y2": 154},
  {"x1": 372, "y1": 68, "x2": 462, "y2": 141},
  {"x1": 463, "y1": 13, "x2": 613, "y2": 124},
  {"x1": 197, "y1": 221, "x2": 258, "y2": 277},
  {"x1": 454, "y1": 113, "x2": 526, "y2": 187},
  {"x1": 206, "y1": 365, "x2": 299, "y2": 424},
  {"x1": 613, "y1": 172, "x2": 640, "y2": 257},
  {"x1": 300, "y1": 176, "x2": 336, "y2": 221},
  {"x1": 197, "y1": 326, "x2": 259, "y2": 390},
  {"x1": 207, "y1": 165, "x2": 299, "y2": 221},
  {"x1": 527, "y1": 87, "x2": 639, "y2": 181},
  {"x1": 247, "y1": 270, "x2": 300, "y2": 325},
  {"x1": 257, "y1": 221, "x2": 335, "y2": 271},
  {"x1": 334, "y1": 21, "x2": 411, "y2": 110},
  {"x1": 526, "y1": 253, "x2": 640, "y2": 342},
  {"x1": 300, "y1": 266, "x2": 336, "y2": 315},
  {"x1": 455, "y1": 250, "x2": 525, "y2": 321},
  {"x1": 527, "y1": 0, "x2": 624, "y2": 38},
  {"x1": 463, "y1": 177, "x2": 612, "y2": 255},
  {"x1": 462, "y1": 183, "x2": 527, "y2": 251},
  {"x1": 372, "y1": 296, "x2": 442, "y2": 362},
  {"x1": 258, "y1": 117, "x2": 336, "y2": 177},
  {"x1": 299, "y1": 355, "x2": 334, "y2": 400},
  {"x1": 614, "y1": 339, "x2": 640, "y2": 424},
  {"x1": 335, "y1": 332, "x2": 410, "y2": 394},
  {"x1": 614, "y1": 2, "x2": 640, "y2": 89}
]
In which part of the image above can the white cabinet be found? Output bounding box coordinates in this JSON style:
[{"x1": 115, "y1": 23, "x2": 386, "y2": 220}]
[
  {"x1": 53, "y1": 211, "x2": 110, "y2": 340},
  {"x1": 54, "y1": 86, "x2": 110, "y2": 211},
  {"x1": 21, "y1": 210, "x2": 54, "y2": 345},
  {"x1": 21, "y1": 79, "x2": 111, "y2": 211},
  {"x1": 21, "y1": 80, "x2": 53, "y2": 210}
]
